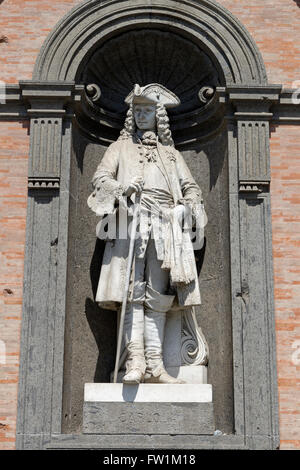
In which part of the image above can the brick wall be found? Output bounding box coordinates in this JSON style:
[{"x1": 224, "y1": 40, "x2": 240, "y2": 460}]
[
  {"x1": 0, "y1": 121, "x2": 28, "y2": 449},
  {"x1": 1, "y1": 0, "x2": 300, "y2": 86},
  {"x1": 222, "y1": 0, "x2": 300, "y2": 88},
  {"x1": 0, "y1": 0, "x2": 299, "y2": 449},
  {"x1": 270, "y1": 125, "x2": 300, "y2": 450}
]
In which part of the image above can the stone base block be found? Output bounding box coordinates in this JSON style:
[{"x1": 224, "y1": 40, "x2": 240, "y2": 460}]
[{"x1": 83, "y1": 383, "x2": 214, "y2": 435}]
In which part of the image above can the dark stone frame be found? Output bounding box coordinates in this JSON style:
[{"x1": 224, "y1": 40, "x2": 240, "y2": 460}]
[{"x1": 2, "y1": 0, "x2": 298, "y2": 449}]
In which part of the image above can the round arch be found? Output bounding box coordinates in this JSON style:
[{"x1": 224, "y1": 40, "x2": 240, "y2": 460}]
[{"x1": 33, "y1": 0, "x2": 267, "y2": 85}]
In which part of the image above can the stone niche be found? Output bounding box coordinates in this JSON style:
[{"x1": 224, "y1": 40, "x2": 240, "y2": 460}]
[
  {"x1": 16, "y1": 0, "x2": 279, "y2": 450},
  {"x1": 62, "y1": 28, "x2": 232, "y2": 435}
]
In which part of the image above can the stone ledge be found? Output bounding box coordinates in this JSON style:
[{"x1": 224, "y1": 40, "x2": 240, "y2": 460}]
[{"x1": 84, "y1": 383, "x2": 212, "y2": 403}]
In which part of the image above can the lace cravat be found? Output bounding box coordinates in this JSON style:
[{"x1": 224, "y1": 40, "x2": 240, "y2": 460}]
[{"x1": 137, "y1": 131, "x2": 158, "y2": 162}]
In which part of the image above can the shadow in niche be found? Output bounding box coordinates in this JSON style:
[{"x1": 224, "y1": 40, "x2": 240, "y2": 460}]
[
  {"x1": 192, "y1": 132, "x2": 227, "y2": 191},
  {"x1": 72, "y1": 120, "x2": 94, "y2": 175},
  {"x1": 86, "y1": 238, "x2": 116, "y2": 383},
  {"x1": 85, "y1": 298, "x2": 116, "y2": 383},
  {"x1": 293, "y1": 0, "x2": 300, "y2": 7},
  {"x1": 194, "y1": 237, "x2": 206, "y2": 277},
  {"x1": 90, "y1": 237, "x2": 105, "y2": 299},
  {"x1": 73, "y1": 136, "x2": 87, "y2": 175}
]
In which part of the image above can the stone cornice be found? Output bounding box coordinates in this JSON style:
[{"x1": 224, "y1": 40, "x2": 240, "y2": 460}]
[
  {"x1": 0, "y1": 84, "x2": 27, "y2": 120},
  {"x1": 0, "y1": 82, "x2": 83, "y2": 120},
  {"x1": 226, "y1": 84, "x2": 282, "y2": 102},
  {"x1": 0, "y1": 83, "x2": 299, "y2": 124},
  {"x1": 272, "y1": 88, "x2": 300, "y2": 124},
  {"x1": 217, "y1": 85, "x2": 300, "y2": 123},
  {"x1": 20, "y1": 81, "x2": 80, "y2": 118}
]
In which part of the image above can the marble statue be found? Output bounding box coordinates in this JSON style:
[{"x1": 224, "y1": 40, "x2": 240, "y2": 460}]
[{"x1": 88, "y1": 84, "x2": 207, "y2": 385}]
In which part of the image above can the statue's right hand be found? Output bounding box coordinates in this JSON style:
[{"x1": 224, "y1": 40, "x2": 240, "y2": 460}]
[{"x1": 124, "y1": 177, "x2": 144, "y2": 197}]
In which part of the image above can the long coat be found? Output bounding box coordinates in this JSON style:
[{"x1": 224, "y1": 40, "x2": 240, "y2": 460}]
[{"x1": 88, "y1": 134, "x2": 206, "y2": 311}]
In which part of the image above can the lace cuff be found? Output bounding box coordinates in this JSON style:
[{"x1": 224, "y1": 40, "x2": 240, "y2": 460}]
[{"x1": 87, "y1": 177, "x2": 126, "y2": 217}]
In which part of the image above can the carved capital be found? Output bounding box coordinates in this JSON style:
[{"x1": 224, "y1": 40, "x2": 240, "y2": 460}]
[
  {"x1": 28, "y1": 176, "x2": 60, "y2": 190},
  {"x1": 239, "y1": 181, "x2": 269, "y2": 194},
  {"x1": 227, "y1": 85, "x2": 282, "y2": 117},
  {"x1": 19, "y1": 81, "x2": 78, "y2": 117}
]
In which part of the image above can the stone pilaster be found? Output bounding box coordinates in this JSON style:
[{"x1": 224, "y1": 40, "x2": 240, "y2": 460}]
[
  {"x1": 16, "y1": 82, "x2": 79, "y2": 449},
  {"x1": 225, "y1": 85, "x2": 281, "y2": 449}
]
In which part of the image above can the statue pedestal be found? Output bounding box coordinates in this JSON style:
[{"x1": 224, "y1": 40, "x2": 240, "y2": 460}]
[{"x1": 83, "y1": 383, "x2": 214, "y2": 435}]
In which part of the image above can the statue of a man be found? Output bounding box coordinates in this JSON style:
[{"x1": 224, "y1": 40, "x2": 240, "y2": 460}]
[{"x1": 88, "y1": 84, "x2": 206, "y2": 385}]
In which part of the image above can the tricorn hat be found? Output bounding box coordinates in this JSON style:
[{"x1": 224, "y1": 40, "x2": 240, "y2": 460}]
[{"x1": 125, "y1": 83, "x2": 180, "y2": 108}]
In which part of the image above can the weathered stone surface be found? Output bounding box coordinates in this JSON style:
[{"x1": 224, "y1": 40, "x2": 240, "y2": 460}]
[
  {"x1": 83, "y1": 402, "x2": 215, "y2": 435},
  {"x1": 34, "y1": 0, "x2": 267, "y2": 85},
  {"x1": 44, "y1": 433, "x2": 245, "y2": 449},
  {"x1": 62, "y1": 127, "x2": 233, "y2": 435},
  {"x1": 15, "y1": 0, "x2": 280, "y2": 450}
]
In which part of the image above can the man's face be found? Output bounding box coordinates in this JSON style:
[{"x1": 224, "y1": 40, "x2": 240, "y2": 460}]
[{"x1": 134, "y1": 104, "x2": 156, "y2": 131}]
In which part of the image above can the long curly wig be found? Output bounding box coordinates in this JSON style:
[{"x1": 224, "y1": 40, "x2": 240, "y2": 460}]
[{"x1": 119, "y1": 102, "x2": 174, "y2": 146}]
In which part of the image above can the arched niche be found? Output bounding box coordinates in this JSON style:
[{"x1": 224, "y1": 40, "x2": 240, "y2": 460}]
[
  {"x1": 17, "y1": 0, "x2": 279, "y2": 450},
  {"x1": 34, "y1": 0, "x2": 267, "y2": 85},
  {"x1": 63, "y1": 23, "x2": 232, "y2": 436},
  {"x1": 32, "y1": 0, "x2": 268, "y2": 144}
]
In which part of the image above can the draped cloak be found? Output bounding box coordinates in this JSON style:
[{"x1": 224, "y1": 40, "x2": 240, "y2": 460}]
[{"x1": 88, "y1": 134, "x2": 207, "y2": 311}]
